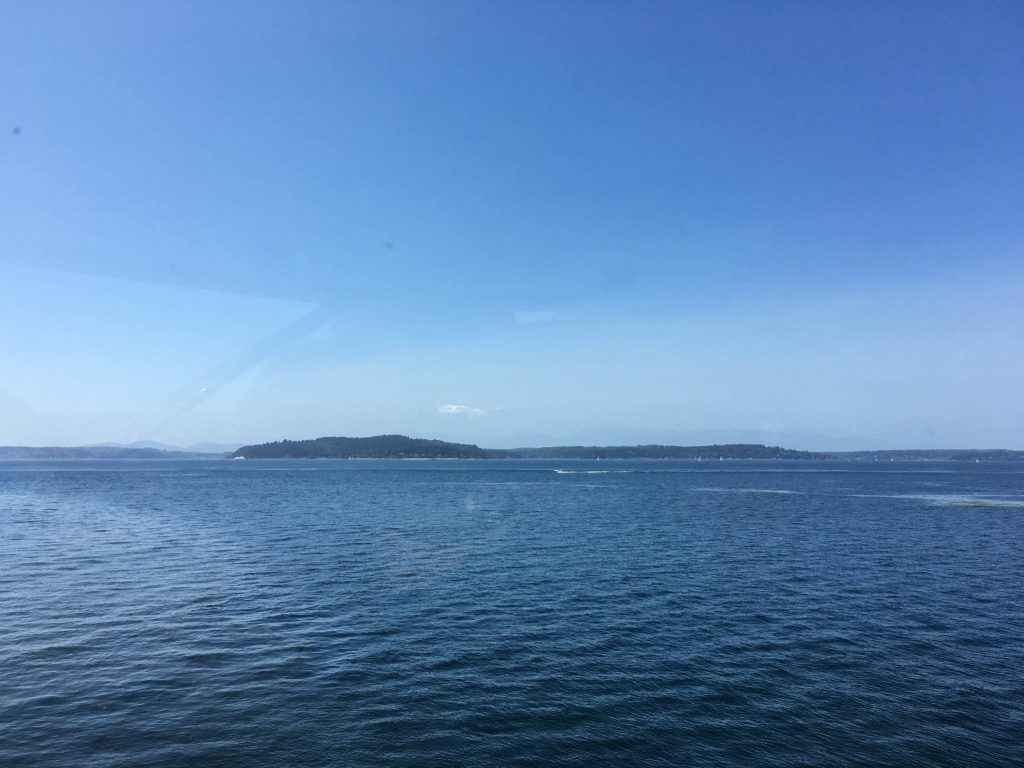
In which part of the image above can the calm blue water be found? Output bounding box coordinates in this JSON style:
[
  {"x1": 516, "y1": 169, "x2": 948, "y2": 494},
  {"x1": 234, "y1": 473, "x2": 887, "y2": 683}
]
[{"x1": 2, "y1": 459, "x2": 1023, "y2": 767}]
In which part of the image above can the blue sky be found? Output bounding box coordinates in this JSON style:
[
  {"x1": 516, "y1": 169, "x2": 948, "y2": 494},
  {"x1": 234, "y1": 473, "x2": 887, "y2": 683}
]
[{"x1": 2, "y1": 1, "x2": 1022, "y2": 449}]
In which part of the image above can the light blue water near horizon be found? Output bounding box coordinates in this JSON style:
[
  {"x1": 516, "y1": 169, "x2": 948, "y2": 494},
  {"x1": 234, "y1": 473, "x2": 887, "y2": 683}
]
[{"x1": 2, "y1": 459, "x2": 1023, "y2": 767}]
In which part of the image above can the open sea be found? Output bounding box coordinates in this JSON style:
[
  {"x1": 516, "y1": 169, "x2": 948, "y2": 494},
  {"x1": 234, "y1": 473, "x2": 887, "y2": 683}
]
[{"x1": 2, "y1": 459, "x2": 1023, "y2": 767}]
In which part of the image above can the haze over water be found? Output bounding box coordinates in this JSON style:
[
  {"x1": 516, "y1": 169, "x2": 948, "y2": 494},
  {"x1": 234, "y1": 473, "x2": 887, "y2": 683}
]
[{"x1": 3, "y1": 459, "x2": 1023, "y2": 767}]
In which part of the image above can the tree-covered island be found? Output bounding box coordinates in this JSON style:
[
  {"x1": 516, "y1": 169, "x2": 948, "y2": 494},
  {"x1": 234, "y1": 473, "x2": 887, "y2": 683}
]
[{"x1": 230, "y1": 435, "x2": 823, "y2": 460}]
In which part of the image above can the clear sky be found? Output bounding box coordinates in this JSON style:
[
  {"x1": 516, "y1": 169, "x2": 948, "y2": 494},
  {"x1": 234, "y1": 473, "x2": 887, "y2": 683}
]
[{"x1": 2, "y1": 1, "x2": 1022, "y2": 449}]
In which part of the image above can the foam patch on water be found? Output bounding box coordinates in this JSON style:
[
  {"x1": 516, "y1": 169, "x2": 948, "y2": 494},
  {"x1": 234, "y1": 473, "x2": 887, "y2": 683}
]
[
  {"x1": 692, "y1": 487, "x2": 801, "y2": 495},
  {"x1": 951, "y1": 499, "x2": 1024, "y2": 508},
  {"x1": 857, "y1": 494, "x2": 1024, "y2": 509},
  {"x1": 553, "y1": 469, "x2": 633, "y2": 474}
]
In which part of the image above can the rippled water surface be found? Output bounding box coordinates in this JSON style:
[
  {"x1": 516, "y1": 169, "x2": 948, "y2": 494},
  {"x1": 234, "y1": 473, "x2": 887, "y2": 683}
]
[{"x1": 2, "y1": 459, "x2": 1023, "y2": 767}]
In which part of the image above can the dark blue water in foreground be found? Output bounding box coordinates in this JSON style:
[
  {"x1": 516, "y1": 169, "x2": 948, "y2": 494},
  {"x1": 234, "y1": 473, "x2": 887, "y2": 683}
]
[{"x1": 2, "y1": 459, "x2": 1023, "y2": 767}]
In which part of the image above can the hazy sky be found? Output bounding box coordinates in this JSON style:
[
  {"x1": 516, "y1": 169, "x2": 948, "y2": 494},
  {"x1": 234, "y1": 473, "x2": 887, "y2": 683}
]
[{"x1": 2, "y1": 1, "x2": 1022, "y2": 449}]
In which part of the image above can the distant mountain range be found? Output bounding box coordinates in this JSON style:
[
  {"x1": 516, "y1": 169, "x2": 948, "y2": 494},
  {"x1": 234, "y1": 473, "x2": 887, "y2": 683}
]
[
  {"x1": 90, "y1": 440, "x2": 244, "y2": 453},
  {"x1": 1, "y1": 435, "x2": 1021, "y2": 461},
  {"x1": 0, "y1": 445, "x2": 226, "y2": 459}
]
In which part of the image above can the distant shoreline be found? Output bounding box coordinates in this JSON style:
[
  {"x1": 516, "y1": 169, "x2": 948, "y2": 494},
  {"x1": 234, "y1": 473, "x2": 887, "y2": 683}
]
[
  {"x1": 2, "y1": 436, "x2": 1021, "y2": 462},
  {"x1": 227, "y1": 435, "x2": 1024, "y2": 462}
]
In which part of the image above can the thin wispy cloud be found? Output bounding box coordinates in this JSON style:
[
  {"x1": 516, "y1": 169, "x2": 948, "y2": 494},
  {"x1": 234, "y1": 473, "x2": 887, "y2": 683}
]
[{"x1": 438, "y1": 404, "x2": 486, "y2": 417}]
